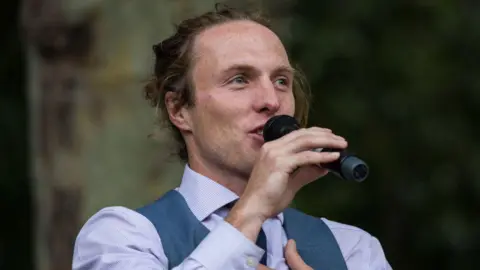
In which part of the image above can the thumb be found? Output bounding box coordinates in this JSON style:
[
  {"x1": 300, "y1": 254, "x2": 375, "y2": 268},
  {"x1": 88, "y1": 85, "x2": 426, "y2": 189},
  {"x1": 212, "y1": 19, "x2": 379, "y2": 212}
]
[{"x1": 285, "y1": 239, "x2": 313, "y2": 270}]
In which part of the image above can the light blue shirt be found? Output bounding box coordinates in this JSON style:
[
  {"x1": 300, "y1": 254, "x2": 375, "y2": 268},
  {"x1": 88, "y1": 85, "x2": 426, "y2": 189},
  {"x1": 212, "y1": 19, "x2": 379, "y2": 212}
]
[{"x1": 73, "y1": 165, "x2": 392, "y2": 269}]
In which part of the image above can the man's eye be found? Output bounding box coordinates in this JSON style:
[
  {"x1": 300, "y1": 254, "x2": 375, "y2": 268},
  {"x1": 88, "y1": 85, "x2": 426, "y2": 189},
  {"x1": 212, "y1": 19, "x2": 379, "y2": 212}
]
[
  {"x1": 275, "y1": 77, "x2": 289, "y2": 87},
  {"x1": 230, "y1": 75, "x2": 248, "y2": 84},
  {"x1": 275, "y1": 78, "x2": 287, "y2": 85}
]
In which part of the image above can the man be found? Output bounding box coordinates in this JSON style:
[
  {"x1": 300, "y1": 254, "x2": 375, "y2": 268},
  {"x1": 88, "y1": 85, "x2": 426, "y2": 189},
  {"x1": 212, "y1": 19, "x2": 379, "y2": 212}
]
[{"x1": 73, "y1": 5, "x2": 392, "y2": 270}]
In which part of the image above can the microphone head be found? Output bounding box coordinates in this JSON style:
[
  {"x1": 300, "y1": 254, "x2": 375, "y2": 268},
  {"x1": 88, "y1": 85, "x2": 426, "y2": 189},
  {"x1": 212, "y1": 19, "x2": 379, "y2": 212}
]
[
  {"x1": 340, "y1": 156, "x2": 369, "y2": 182},
  {"x1": 263, "y1": 115, "x2": 300, "y2": 142}
]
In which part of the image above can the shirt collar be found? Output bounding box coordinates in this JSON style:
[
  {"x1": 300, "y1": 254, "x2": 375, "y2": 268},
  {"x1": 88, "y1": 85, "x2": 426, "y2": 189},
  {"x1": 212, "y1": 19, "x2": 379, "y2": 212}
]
[{"x1": 177, "y1": 164, "x2": 284, "y2": 224}]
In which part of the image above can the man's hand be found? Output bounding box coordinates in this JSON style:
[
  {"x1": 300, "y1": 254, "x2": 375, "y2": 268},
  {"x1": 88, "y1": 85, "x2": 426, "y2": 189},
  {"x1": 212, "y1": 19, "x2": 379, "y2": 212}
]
[
  {"x1": 243, "y1": 127, "x2": 347, "y2": 220},
  {"x1": 226, "y1": 127, "x2": 347, "y2": 242},
  {"x1": 257, "y1": 239, "x2": 313, "y2": 270}
]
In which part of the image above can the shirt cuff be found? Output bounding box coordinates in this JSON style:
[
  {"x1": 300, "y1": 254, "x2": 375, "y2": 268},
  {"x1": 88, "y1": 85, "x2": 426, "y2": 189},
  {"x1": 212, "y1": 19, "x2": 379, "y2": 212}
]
[{"x1": 188, "y1": 220, "x2": 265, "y2": 269}]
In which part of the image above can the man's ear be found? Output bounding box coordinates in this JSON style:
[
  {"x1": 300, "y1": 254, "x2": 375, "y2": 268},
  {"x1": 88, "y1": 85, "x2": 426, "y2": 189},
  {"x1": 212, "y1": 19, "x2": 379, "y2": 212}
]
[{"x1": 164, "y1": 91, "x2": 193, "y2": 132}]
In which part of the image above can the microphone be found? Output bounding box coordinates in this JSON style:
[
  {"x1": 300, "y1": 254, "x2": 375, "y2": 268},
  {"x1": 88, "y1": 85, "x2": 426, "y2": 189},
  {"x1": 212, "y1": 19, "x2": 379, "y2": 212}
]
[{"x1": 263, "y1": 115, "x2": 369, "y2": 182}]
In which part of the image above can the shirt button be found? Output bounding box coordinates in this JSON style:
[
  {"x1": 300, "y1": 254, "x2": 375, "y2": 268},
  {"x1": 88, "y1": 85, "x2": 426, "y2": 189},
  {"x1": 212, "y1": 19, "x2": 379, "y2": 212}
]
[{"x1": 246, "y1": 257, "x2": 256, "y2": 267}]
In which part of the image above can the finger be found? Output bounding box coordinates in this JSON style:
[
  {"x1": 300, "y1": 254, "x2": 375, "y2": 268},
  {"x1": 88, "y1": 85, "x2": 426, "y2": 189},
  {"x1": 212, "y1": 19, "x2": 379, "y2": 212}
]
[
  {"x1": 292, "y1": 163, "x2": 329, "y2": 178},
  {"x1": 285, "y1": 239, "x2": 313, "y2": 270},
  {"x1": 256, "y1": 264, "x2": 273, "y2": 270},
  {"x1": 269, "y1": 127, "x2": 341, "y2": 147},
  {"x1": 282, "y1": 133, "x2": 348, "y2": 154},
  {"x1": 306, "y1": 126, "x2": 333, "y2": 133},
  {"x1": 288, "y1": 150, "x2": 341, "y2": 172},
  {"x1": 290, "y1": 165, "x2": 329, "y2": 189},
  {"x1": 305, "y1": 127, "x2": 344, "y2": 141}
]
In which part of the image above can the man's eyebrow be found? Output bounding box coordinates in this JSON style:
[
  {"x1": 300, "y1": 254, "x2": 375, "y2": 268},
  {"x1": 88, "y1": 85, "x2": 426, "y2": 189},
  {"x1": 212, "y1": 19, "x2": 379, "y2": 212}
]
[
  {"x1": 221, "y1": 64, "x2": 258, "y2": 75},
  {"x1": 220, "y1": 64, "x2": 295, "y2": 75},
  {"x1": 273, "y1": 65, "x2": 295, "y2": 75}
]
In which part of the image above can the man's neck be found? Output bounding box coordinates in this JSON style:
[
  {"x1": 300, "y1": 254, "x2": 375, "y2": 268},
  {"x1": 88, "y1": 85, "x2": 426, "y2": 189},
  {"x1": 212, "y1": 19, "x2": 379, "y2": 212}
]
[{"x1": 187, "y1": 157, "x2": 248, "y2": 196}]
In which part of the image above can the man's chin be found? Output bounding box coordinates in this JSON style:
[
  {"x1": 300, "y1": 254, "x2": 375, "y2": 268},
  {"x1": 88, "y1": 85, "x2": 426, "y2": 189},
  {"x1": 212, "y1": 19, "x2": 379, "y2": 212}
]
[{"x1": 230, "y1": 158, "x2": 256, "y2": 180}]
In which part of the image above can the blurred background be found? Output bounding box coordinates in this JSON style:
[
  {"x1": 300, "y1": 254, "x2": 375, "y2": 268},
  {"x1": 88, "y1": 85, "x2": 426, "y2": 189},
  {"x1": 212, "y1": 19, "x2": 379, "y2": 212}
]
[{"x1": 1, "y1": 0, "x2": 479, "y2": 269}]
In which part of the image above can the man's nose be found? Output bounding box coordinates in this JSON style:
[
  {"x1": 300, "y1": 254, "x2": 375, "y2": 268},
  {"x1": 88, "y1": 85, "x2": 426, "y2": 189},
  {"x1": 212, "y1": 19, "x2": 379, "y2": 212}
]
[{"x1": 253, "y1": 79, "x2": 280, "y2": 113}]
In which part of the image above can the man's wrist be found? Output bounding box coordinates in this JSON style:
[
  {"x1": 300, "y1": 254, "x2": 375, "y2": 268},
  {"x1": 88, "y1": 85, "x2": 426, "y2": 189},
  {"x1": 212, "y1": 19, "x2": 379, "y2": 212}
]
[{"x1": 225, "y1": 197, "x2": 267, "y2": 242}]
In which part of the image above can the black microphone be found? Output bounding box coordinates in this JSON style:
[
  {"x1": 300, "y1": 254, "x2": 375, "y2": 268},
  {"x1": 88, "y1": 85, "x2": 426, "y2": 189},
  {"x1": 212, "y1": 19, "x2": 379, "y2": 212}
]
[{"x1": 263, "y1": 115, "x2": 369, "y2": 182}]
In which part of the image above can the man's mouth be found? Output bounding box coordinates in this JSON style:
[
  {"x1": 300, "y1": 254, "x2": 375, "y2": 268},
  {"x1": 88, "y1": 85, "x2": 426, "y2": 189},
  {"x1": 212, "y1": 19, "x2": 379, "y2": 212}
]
[
  {"x1": 251, "y1": 126, "x2": 264, "y2": 136},
  {"x1": 249, "y1": 126, "x2": 265, "y2": 143}
]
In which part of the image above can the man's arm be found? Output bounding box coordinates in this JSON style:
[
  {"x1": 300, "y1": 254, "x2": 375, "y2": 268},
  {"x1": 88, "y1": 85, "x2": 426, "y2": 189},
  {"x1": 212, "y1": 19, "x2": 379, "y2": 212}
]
[{"x1": 73, "y1": 207, "x2": 266, "y2": 270}]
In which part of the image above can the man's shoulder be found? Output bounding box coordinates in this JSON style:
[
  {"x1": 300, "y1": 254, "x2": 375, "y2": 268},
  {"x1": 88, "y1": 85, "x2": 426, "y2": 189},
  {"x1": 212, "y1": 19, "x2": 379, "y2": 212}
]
[
  {"x1": 289, "y1": 209, "x2": 380, "y2": 256},
  {"x1": 83, "y1": 206, "x2": 146, "y2": 225},
  {"x1": 288, "y1": 208, "x2": 371, "y2": 236},
  {"x1": 76, "y1": 206, "x2": 159, "y2": 243},
  {"x1": 321, "y1": 217, "x2": 387, "y2": 260},
  {"x1": 286, "y1": 208, "x2": 370, "y2": 234},
  {"x1": 321, "y1": 217, "x2": 370, "y2": 236},
  {"x1": 73, "y1": 206, "x2": 169, "y2": 269}
]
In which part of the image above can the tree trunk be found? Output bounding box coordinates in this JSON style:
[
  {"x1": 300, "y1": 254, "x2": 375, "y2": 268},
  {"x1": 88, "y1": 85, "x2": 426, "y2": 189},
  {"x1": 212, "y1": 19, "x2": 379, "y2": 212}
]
[{"x1": 21, "y1": 0, "x2": 217, "y2": 269}]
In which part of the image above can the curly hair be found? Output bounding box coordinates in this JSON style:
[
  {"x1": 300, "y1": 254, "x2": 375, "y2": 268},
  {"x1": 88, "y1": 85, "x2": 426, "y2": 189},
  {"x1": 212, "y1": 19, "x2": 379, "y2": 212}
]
[{"x1": 143, "y1": 4, "x2": 311, "y2": 163}]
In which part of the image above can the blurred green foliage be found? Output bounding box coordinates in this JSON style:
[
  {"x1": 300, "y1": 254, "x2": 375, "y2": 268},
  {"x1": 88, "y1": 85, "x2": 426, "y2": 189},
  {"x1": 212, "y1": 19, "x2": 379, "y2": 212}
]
[
  {"x1": 287, "y1": 1, "x2": 480, "y2": 270},
  {"x1": 1, "y1": 1, "x2": 479, "y2": 270}
]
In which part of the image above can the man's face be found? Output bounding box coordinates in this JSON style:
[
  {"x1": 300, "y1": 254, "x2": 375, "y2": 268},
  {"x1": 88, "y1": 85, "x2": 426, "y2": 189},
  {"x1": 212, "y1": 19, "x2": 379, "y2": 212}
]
[{"x1": 184, "y1": 20, "x2": 295, "y2": 178}]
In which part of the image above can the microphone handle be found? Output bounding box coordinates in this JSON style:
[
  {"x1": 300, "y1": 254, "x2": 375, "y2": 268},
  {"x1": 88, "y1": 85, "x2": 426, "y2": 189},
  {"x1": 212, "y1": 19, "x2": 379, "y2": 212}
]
[{"x1": 312, "y1": 148, "x2": 369, "y2": 182}]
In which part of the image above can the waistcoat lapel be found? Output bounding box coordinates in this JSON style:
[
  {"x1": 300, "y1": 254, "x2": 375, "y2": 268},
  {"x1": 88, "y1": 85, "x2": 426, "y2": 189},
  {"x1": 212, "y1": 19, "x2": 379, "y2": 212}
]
[
  {"x1": 283, "y1": 207, "x2": 348, "y2": 270},
  {"x1": 136, "y1": 190, "x2": 210, "y2": 269}
]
